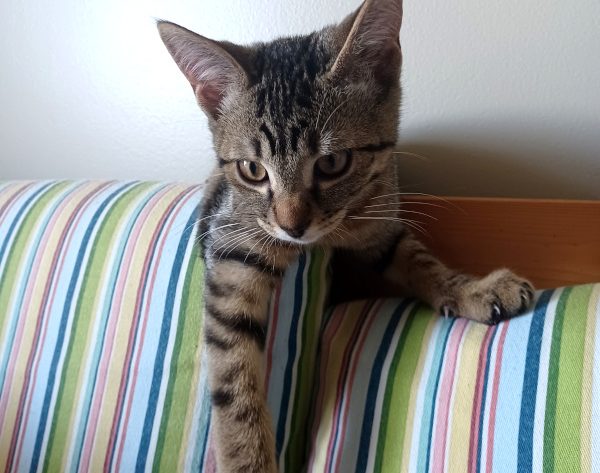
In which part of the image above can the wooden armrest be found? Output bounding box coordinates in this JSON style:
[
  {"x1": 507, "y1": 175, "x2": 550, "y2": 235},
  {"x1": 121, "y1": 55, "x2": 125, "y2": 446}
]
[{"x1": 405, "y1": 197, "x2": 600, "y2": 289}]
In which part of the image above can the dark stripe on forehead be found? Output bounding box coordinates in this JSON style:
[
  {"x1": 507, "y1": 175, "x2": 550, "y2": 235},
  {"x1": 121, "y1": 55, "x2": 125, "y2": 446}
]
[
  {"x1": 308, "y1": 130, "x2": 320, "y2": 155},
  {"x1": 260, "y1": 123, "x2": 277, "y2": 156},
  {"x1": 252, "y1": 138, "x2": 262, "y2": 158},
  {"x1": 356, "y1": 141, "x2": 396, "y2": 153},
  {"x1": 290, "y1": 126, "x2": 301, "y2": 153},
  {"x1": 277, "y1": 128, "x2": 287, "y2": 156}
]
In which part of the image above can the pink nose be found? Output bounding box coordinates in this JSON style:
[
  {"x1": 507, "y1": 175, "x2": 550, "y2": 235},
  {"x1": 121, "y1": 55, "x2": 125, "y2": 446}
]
[{"x1": 273, "y1": 197, "x2": 311, "y2": 238}]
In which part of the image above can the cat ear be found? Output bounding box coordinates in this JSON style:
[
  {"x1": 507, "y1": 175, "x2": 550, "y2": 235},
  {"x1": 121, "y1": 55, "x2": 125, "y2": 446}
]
[
  {"x1": 330, "y1": 0, "x2": 403, "y2": 84},
  {"x1": 157, "y1": 21, "x2": 249, "y2": 119}
]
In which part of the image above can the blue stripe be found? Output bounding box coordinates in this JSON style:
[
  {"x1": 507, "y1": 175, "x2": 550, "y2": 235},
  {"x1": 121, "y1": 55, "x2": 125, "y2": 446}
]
[
  {"x1": 135, "y1": 210, "x2": 196, "y2": 471},
  {"x1": 0, "y1": 182, "x2": 53, "y2": 270},
  {"x1": 0, "y1": 182, "x2": 56, "y2": 392},
  {"x1": 356, "y1": 299, "x2": 413, "y2": 473},
  {"x1": 275, "y1": 252, "x2": 306, "y2": 455},
  {"x1": 197, "y1": 380, "x2": 212, "y2": 471},
  {"x1": 94, "y1": 186, "x2": 178, "y2": 471},
  {"x1": 422, "y1": 318, "x2": 457, "y2": 473},
  {"x1": 32, "y1": 182, "x2": 136, "y2": 472},
  {"x1": 475, "y1": 325, "x2": 500, "y2": 473},
  {"x1": 516, "y1": 290, "x2": 553, "y2": 472},
  {"x1": 330, "y1": 300, "x2": 377, "y2": 464},
  {"x1": 71, "y1": 184, "x2": 167, "y2": 472}
]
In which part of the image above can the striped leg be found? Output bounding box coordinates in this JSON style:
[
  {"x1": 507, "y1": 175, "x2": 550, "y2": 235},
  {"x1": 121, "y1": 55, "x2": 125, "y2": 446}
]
[
  {"x1": 381, "y1": 229, "x2": 535, "y2": 324},
  {"x1": 203, "y1": 253, "x2": 288, "y2": 473}
]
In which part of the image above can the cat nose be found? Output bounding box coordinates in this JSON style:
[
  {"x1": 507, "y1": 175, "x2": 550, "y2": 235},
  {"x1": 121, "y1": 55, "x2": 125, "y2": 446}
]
[
  {"x1": 279, "y1": 222, "x2": 309, "y2": 238},
  {"x1": 273, "y1": 196, "x2": 311, "y2": 239}
]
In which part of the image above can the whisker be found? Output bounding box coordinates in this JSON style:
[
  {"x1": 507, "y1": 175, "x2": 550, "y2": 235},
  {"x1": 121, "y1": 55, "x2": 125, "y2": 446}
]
[
  {"x1": 208, "y1": 226, "x2": 251, "y2": 247},
  {"x1": 362, "y1": 201, "x2": 445, "y2": 209},
  {"x1": 212, "y1": 227, "x2": 256, "y2": 254},
  {"x1": 347, "y1": 216, "x2": 430, "y2": 238},
  {"x1": 391, "y1": 151, "x2": 431, "y2": 162},
  {"x1": 368, "y1": 192, "x2": 466, "y2": 214},
  {"x1": 224, "y1": 230, "x2": 262, "y2": 259},
  {"x1": 196, "y1": 222, "x2": 241, "y2": 242},
  {"x1": 360, "y1": 209, "x2": 438, "y2": 221},
  {"x1": 336, "y1": 223, "x2": 362, "y2": 244},
  {"x1": 215, "y1": 229, "x2": 262, "y2": 261},
  {"x1": 245, "y1": 233, "x2": 270, "y2": 262}
]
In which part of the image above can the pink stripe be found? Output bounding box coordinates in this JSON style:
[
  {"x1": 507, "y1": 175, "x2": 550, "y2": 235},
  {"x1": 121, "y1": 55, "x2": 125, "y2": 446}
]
[
  {"x1": 307, "y1": 304, "x2": 349, "y2": 473},
  {"x1": 10, "y1": 183, "x2": 111, "y2": 471},
  {"x1": 0, "y1": 182, "x2": 35, "y2": 228},
  {"x1": 431, "y1": 318, "x2": 469, "y2": 473},
  {"x1": 78, "y1": 185, "x2": 173, "y2": 472},
  {"x1": 0, "y1": 183, "x2": 86, "y2": 433},
  {"x1": 324, "y1": 301, "x2": 375, "y2": 473},
  {"x1": 203, "y1": 429, "x2": 217, "y2": 473},
  {"x1": 467, "y1": 326, "x2": 496, "y2": 473},
  {"x1": 112, "y1": 188, "x2": 197, "y2": 471},
  {"x1": 486, "y1": 322, "x2": 510, "y2": 473},
  {"x1": 333, "y1": 300, "x2": 383, "y2": 471}
]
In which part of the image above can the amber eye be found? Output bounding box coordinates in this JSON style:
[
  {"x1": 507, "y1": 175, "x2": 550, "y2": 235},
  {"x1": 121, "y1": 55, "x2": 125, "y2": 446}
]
[
  {"x1": 315, "y1": 151, "x2": 351, "y2": 179},
  {"x1": 237, "y1": 160, "x2": 268, "y2": 183}
]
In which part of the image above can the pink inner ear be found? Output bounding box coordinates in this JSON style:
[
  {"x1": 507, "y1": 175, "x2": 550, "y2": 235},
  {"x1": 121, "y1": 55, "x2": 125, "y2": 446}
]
[{"x1": 195, "y1": 82, "x2": 225, "y2": 117}]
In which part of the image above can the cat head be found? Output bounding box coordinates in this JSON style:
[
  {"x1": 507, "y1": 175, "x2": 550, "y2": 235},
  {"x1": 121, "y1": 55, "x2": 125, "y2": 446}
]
[{"x1": 158, "y1": 0, "x2": 403, "y2": 245}]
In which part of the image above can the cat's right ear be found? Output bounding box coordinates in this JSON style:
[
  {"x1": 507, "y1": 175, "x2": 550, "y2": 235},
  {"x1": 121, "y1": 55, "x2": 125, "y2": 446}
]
[{"x1": 157, "y1": 21, "x2": 248, "y2": 119}]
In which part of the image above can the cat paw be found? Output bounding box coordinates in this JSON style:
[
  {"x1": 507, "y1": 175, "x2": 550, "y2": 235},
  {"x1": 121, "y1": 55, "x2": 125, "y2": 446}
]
[{"x1": 439, "y1": 269, "x2": 535, "y2": 325}]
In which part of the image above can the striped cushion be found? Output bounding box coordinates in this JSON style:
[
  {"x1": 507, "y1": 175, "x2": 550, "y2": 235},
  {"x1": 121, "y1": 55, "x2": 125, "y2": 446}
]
[
  {"x1": 2, "y1": 181, "x2": 599, "y2": 473},
  {"x1": 307, "y1": 287, "x2": 600, "y2": 472},
  {"x1": 0, "y1": 181, "x2": 330, "y2": 472}
]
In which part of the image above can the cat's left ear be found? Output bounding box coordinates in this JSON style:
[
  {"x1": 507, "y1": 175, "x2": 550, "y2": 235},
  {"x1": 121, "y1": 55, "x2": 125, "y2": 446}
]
[
  {"x1": 157, "y1": 21, "x2": 249, "y2": 120},
  {"x1": 330, "y1": 0, "x2": 403, "y2": 85}
]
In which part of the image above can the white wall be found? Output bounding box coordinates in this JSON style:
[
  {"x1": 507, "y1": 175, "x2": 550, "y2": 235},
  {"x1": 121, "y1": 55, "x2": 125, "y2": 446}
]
[{"x1": 1, "y1": 0, "x2": 599, "y2": 198}]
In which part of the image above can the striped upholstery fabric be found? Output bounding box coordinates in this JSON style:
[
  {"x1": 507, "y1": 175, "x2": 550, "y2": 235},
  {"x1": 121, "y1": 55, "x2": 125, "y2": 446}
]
[
  {"x1": 307, "y1": 287, "x2": 600, "y2": 472},
  {"x1": 2, "y1": 181, "x2": 599, "y2": 473},
  {"x1": 0, "y1": 181, "x2": 330, "y2": 472}
]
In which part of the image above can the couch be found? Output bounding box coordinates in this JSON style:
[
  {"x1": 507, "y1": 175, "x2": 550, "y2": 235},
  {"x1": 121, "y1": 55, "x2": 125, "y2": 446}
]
[{"x1": 0, "y1": 181, "x2": 598, "y2": 472}]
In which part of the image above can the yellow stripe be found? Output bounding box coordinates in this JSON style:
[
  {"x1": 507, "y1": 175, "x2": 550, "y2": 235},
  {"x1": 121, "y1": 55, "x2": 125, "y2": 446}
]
[
  {"x1": 59, "y1": 184, "x2": 156, "y2": 467},
  {"x1": 310, "y1": 302, "x2": 365, "y2": 470},
  {"x1": 0, "y1": 182, "x2": 73, "y2": 456},
  {"x1": 580, "y1": 285, "x2": 600, "y2": 471},
  {"x1": 90, "y1": 185, "x2": 183, "y2": 470},
  {"x1": 400, "y1": 317, "x2": 437, "y2": 473},
  {"x1": 0, "y1": 182, "x2": 27, "y2": 209},
  {"x1": 447, "y1": 323, "x2": 486, "y2": 472}
]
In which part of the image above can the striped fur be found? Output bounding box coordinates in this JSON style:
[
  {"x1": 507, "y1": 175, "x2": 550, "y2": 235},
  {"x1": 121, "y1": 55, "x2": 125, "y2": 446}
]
[{"x1": 157, "y1": 0, "x2": 533, "y2": 470}]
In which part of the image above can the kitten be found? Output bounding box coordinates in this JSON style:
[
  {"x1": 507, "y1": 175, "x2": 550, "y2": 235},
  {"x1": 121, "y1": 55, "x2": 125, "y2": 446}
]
[{"x1": 157, "y1": 0, "x2": 534, "y2": 471}]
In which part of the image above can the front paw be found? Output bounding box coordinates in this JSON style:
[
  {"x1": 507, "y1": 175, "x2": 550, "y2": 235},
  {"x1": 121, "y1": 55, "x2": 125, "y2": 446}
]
[{"x1": 439, "y1": 269, "x2": 535, "y2": 325}]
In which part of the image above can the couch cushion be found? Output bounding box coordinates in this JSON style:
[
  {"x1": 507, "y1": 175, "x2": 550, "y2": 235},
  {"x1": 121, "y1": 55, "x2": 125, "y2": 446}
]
[
  {"x1": 307, "y1": 285, "x2": 600, "y2": 472},
  {"x1": 0, "y1": 181, "x2": 331, "y2": 472}
]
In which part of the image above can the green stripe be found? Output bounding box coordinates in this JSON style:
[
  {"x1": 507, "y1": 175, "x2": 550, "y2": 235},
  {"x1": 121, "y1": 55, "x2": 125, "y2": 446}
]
[
  {"x1": 0, "y1": 182, "x2": 70, "y2": 336},
  {"x1": 44, "y1": 182, "x2": 153, "y2": 471},
  {"x1": 543, "y1": 287, "x2": 571, "y2": 473},
  {"x1": 380, "y1": 305, "x2": 432, "y2": 471},
  {"x1": 553, "y1": 284, "x2": 593, "y2": 473},
  {"x1": 285, "y1": 249, "x2": 328, "y2": 470},
  {"x1": 154, "y1": 244, "x2": 204, "y2": 471}
]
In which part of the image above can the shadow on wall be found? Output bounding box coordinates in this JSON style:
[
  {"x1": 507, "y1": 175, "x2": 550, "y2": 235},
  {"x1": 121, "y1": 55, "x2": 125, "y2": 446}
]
[{"x1": 396, "y1": 128, "x2": 600, "y2": 200}]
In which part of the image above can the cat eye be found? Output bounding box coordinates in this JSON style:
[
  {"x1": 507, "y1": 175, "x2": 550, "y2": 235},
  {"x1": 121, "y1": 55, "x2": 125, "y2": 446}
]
[
  {"x1": 315, "y1": 151, "x2": 352, "y2": 180},
  {"x1": 237, "y1": 160, "x2": 268, "y2": 184}
]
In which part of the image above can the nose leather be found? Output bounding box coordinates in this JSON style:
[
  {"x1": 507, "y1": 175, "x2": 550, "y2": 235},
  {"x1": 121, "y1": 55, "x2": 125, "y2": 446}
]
[{"x1": 273, "y1": 196, "x2": 311, "y2": 238}]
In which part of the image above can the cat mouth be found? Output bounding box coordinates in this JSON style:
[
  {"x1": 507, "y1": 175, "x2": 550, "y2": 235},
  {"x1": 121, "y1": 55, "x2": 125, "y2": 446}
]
[{"x1": 257, "y1": 214, "x2": 346, "y2": 246}]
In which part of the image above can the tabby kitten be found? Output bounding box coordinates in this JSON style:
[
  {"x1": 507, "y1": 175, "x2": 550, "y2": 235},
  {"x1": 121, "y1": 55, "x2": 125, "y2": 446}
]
[{"x1": 157, "y1": 0, "x2": 534, "y2": 471}]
